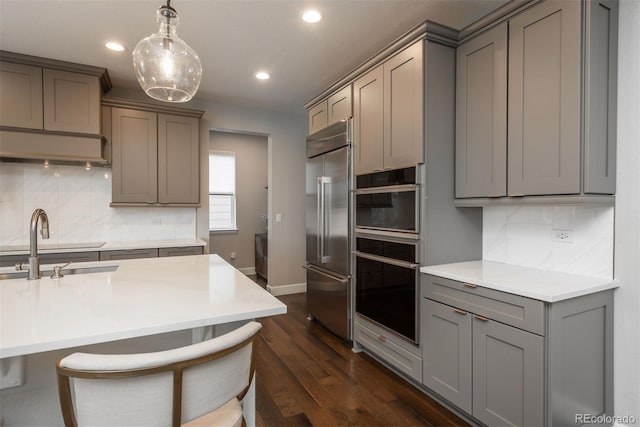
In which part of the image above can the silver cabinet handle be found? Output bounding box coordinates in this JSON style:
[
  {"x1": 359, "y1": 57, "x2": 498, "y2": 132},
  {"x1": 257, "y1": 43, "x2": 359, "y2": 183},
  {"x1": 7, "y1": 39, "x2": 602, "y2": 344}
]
[{"x1": 352, "y1": 250, "x2": 419, "y2": 269}]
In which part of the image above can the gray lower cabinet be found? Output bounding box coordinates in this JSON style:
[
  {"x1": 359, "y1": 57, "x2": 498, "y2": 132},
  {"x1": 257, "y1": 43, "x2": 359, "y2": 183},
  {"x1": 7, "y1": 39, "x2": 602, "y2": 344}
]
[
  {"x1": 422, "y1": 274, "x2": 613, "y2": 426},
  {"x1": 158, "y1": 246, "x2": 203, "y2": 257},
  {"x1": 354, "y1": 315, "x2": 422, "y2": 382},
  {"x1": 99, "y1": 248, "x2": 159, "y2": 261},
  {"x1": 0, "y1": 251, "x2": 99, "y2": 267}
]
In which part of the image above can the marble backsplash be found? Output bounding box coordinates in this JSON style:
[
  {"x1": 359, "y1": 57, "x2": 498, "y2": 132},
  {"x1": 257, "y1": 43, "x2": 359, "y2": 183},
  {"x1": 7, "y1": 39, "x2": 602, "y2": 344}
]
[
  {"x1": 483, "y1": 205, "x2": 614, "y2": 279},
  {"x1": 0, "y1": 163, "x2": 196, "y2": 246}
]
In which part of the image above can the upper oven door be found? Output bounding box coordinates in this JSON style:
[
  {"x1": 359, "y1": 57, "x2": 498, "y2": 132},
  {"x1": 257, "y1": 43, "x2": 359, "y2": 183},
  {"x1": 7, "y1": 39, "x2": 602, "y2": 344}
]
[{"x1": 354, "y1": 184, "x2": 419, "y2": 233}]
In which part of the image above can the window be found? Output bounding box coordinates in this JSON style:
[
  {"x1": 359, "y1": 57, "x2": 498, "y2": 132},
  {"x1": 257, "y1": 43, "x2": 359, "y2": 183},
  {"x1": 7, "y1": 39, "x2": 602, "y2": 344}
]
[{"x1": 209, "y1": 151, "x2": 236, "y2": 231}]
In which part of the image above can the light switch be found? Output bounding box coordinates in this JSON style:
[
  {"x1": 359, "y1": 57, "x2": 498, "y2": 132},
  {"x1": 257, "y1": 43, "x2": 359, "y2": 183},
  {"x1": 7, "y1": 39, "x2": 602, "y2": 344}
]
[{"x1": 275, "y1": 213, "x2": 282, "y2": 223}]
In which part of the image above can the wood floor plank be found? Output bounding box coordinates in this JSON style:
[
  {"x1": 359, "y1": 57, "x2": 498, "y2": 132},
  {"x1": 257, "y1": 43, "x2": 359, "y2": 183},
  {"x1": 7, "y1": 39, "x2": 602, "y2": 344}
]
[{"x1": 253, "y1": 291, "x2": 470, "y2": 427}]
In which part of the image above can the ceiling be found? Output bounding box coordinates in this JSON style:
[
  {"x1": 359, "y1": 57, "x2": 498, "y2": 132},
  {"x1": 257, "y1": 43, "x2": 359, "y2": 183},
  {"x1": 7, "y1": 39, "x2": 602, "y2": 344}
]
[{"x1": 0, "y1": 0, "x2": 508, "y2": 115}]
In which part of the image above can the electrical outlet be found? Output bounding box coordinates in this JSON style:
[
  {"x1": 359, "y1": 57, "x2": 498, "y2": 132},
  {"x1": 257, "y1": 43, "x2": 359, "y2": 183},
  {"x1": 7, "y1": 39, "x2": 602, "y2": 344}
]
[
  {"x1": 151, "y1": 218, "x2": 162, "y2": 225},
  {"x1": 230, "y1": 252, "x2": 236, "y2": 259},
  {"x1": 552, "y1": 230, "x2": 574, "y2": 243}
]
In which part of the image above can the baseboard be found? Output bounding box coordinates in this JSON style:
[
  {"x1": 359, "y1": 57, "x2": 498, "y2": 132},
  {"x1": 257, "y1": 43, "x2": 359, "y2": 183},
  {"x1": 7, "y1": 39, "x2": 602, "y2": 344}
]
[
  {"x1": 267, "y1": 282, "x2": 307, "y2": 296},
  {"x1": 238, "y1": 267, "x2": 256, "y2": 276}
]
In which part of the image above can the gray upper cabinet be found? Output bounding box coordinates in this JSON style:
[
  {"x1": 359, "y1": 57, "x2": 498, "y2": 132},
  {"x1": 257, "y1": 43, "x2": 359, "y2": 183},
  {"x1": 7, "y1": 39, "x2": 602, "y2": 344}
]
[
  {"x1": 383, "y1": 40, "x2": 423, "y2": 171},
  {"x1": 111, "y1": 108, "x2": 158, "y2": 204},
  {"x1": 0, "y1": 58, "x2": 103, "y2": 135},
  {"x1": 508, "y1": 0, "x2": 582, "y2": 196},
  {"x1": 308, "y1": 100, "x2": 328, "y2": 135},
  {"x1": 308, "y1": 85, "x2": 352, "y2": 135},
  {"x1": 109, "y1": 103, "x2": 201, "y2": 207},
  {"x1": 327, "y1": 85, "x2": 352, "y2": 127},
  {"x1": 584, "y1": 0, "x2": 618, "y2": 194},
  {"x1": 455, "y1": 0, "x2": 618, "y2": 202},
  {"x1": 354, "y1": 40, "x2": 423, "y2": 175},
  {"x1": 353, "y1": 65, "x2": 384, "y2": 175},
  {"x1": 0, "y1": 62, "x2": 43, "y2": 129},
  {"x1": 42, "y1": 69, "x2": 100, "y2": 134},
  {"x1": 158, "y1": 114, "x2": 199, "y2": 204},
  {"x1": 455, "y1": 23, "x2": 507, "y2": 198}
]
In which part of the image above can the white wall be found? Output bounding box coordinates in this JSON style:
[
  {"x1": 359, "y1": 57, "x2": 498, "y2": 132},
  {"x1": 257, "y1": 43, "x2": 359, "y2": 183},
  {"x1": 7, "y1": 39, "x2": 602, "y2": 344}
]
[
  {"x1": 0, "y1": 163, "x2": 196, "y2": 246},
  {"x1": 209, "y1": 131, "x2": 268, "y2": 271},
  {"x1": 613, "y1": 0, "x2": 640, "y2": 422},
  {"x1": 483, "y1": 206, "x2": 614, "y2": 278},
  {"x1": 191, "y1": 100, "x2": 307, "y2": 292}
]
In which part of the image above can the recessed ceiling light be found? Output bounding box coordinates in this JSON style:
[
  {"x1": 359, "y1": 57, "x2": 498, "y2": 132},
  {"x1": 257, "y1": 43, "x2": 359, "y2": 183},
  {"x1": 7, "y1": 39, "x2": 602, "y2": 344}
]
[
  {"x1": 256, "y1": 71, "x2": 270, "y2": 80},
  {"x1": 302, "y1": 9, "x2": 322, "y2": 24},
  {"x1": 105, "y1": 41, "x2": 125, "y2": 52}
]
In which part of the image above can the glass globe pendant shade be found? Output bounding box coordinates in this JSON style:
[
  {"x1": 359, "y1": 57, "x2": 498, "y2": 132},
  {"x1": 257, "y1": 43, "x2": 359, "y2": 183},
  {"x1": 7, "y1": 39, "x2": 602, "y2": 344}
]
[{"x1": 132, "y1": 1, "x2": 202, "y2": 103}]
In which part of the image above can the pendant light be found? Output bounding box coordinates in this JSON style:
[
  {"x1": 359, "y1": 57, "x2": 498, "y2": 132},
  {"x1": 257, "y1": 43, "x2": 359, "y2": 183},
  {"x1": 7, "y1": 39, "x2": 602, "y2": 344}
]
[{"x1": 132, "y1": 0, "x2": 202, "y2": 103}]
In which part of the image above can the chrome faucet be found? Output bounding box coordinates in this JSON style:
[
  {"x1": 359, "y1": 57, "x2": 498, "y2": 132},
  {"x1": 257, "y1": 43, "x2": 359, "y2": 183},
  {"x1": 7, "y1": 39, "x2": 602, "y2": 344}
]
[{"x1": 27, "y1": 208, "x2": 50, "y2": 280}]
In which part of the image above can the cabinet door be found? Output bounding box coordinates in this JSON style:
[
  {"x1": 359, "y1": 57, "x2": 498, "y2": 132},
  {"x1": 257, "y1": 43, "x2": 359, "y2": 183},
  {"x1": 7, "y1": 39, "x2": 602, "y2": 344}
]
[
  {"x1": 111, "y1": 108, "x2": 158, "y2": 204},
  {"x1": 584, "y1": 0, "x2": 618, "y2": 194},
  {"x1": 327, "y1": 85, "x2": 352, "y2": 126},
  {"x1": 383, "y1": 40, "x2": 423, "y2": 170},
  {"x1": 158, "y1": 246, "x2": 203, "y2": 257},
  {"x1": 353, "y1": 65, "x2": 384, "y2": 175},
  {"x1": 158, "y1": 114, "x2": 199, "y2": 204},
  {"x1": 99, "y1": 248, "x2": 159, "y2": 261},
  {"x1": 456, "y1": 23, "x2": 507, "y2": 198},
  {"x1": 0, "y1": 62, "x2": 43, "y2": 129},
  {"x1": 508, "y1": 0, "x2": 581, "y2": 196},
  {"x1": 308, "y1": 100, "x2": 328, "y2": 135},
  {"x1": 422, "y1": 299, "x2": 472, "y2": 413},
  {"x1": 472, "y1": 317, "x2": 544, "y2": 427},
  {"x1": 43, "y1": 69, "x2": 100, "y2": 134}
]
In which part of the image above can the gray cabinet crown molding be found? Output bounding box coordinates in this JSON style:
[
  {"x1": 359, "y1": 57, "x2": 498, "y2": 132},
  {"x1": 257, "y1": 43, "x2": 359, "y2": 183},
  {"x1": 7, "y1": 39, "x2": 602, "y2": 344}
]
[
  {"x1": 304, "y1": 20, "x2": 455, "y2": 110},
  {"x1": 102, "y1": 97, "x2": 204, "y2": 118},
  {"x1": 0, "y1": 50, "x2": 112, "y2": 93}
]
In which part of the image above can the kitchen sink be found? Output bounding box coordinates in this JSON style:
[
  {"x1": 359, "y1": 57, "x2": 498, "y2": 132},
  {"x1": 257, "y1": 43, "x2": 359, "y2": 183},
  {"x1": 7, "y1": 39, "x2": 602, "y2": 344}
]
[{"x1": 0, "y1": 265, "x2": 118, "y2": 280}]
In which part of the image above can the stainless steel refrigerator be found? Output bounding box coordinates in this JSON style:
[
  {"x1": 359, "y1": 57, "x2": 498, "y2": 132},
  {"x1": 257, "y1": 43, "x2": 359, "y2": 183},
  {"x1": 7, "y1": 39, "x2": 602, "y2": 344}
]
[{"x1": 305, "y1": 119, "x2": 351, "y2": 340}]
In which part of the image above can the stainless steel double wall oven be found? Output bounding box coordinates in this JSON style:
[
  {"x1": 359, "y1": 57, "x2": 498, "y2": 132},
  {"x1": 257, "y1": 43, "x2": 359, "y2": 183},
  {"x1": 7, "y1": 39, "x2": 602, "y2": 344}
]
[{"x1": 353, "y1": 167, "x2": 420, "y2": 343}]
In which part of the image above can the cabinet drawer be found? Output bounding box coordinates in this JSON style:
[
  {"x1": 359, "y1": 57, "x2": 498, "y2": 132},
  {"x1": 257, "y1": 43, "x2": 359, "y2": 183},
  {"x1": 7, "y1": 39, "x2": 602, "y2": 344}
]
[
  {"x1": 158, "y1": 246, "x2": 203, "y2": 257},
  {"x1": 40, "y1": 251, "x2": 99, "y2": 265},
  {"x1": 354, "y1": 316, "x2": 422, "y2": 382},
  {"x1": 99, "y1": 248, "x2": 158, "y2": 261},
  {"x1": 423, "y1": 274, "x2": 545, "y2": 335}
]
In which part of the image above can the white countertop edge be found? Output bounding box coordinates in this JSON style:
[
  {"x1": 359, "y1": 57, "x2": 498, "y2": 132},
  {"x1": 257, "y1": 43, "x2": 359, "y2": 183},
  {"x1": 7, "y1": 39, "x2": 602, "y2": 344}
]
[
  {"x1": 420, "y1": 262, "x2": 617, "y2": 303},
  {"x1": 0, "y1": 239, "x2": 207, "y2": 256},
  {"x1": 0, "y1": 306, "x2": 286, "y2": 359}
]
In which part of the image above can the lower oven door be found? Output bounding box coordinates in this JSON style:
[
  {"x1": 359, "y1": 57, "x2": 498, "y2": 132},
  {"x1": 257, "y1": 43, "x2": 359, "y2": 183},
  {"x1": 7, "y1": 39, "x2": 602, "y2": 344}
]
[
  {"x1": 305, "y1": 265, "x2": 350, "y2": 340},
  {"x1": 353, "y1": 251, "x2": 419, "y2": 343}
]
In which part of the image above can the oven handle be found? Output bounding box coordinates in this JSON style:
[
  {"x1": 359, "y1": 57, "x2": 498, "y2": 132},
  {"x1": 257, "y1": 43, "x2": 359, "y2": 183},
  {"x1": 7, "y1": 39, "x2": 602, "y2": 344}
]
[
  {"x1": 353, "y1": 184, "x2": 418, "y2": 195},
  {"x1": 303, "y1": 265, "x2": 349, "y2": 283},
  {"x1": 352, "y1": 250, "x2": 420, "y2": 270}
]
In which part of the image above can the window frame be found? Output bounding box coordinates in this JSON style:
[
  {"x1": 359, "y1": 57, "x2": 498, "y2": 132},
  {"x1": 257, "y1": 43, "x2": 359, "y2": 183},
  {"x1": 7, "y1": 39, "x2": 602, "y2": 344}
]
[{"x1": 208, "y1": 150, "x2": 238, "y2": 232}]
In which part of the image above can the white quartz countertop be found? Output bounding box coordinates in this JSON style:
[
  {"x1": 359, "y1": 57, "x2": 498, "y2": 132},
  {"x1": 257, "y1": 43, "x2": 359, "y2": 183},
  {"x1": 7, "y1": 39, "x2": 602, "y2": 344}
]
[
  {"x1": 0, "y1": 254, "x2": 286, "y2": 358},
  {"x1": 420, "y1": 260, "x2": 617, "y2": 302},
  {"x1": 0, "y1": 239, "x2": 207, "y2": 256}
]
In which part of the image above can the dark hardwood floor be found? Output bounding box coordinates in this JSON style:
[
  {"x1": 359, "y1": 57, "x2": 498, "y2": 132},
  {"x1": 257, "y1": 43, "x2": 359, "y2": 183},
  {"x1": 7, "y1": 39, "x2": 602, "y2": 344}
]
[{"x1": 251, "y1": 288, "x2": 470, "y2": 427}]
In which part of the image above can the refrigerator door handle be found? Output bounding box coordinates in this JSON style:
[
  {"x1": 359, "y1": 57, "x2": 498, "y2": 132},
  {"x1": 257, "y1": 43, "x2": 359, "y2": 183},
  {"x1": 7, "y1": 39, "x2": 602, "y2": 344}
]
[
  {"x1": 316, "y1": 177, "x2": 322, "y2": 263},
  {"x1": 303, "y1": 265, "x2": 349, "y2": 283},
  {"x1": 319, "y1": 176, "x2": 331, "y2": 264}
]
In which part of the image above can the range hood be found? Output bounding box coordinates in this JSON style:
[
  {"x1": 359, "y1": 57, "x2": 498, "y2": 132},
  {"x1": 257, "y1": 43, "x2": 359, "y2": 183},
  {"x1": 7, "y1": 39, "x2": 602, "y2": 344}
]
[{"x1": 0, "y1": 129, "x2": 108, "y2": 165}]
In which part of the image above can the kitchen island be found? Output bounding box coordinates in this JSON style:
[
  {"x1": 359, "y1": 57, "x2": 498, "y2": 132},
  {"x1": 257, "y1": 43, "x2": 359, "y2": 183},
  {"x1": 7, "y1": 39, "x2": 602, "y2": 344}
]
[{"x1": 0, "y1": 254, "x2": 286, "y2": 426}]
